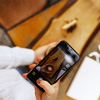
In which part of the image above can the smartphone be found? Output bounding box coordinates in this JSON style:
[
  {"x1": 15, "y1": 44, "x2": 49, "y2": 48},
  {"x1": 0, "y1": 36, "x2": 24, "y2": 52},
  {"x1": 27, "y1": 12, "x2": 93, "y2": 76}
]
[{"x1": 27, "y1": 40, "x2": 80, "y2": 92}]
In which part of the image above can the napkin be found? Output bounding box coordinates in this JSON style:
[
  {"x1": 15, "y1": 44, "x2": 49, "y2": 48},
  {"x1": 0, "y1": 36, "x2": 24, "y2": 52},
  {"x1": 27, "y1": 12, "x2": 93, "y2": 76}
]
[{"x1": 67, "y1": 57, "x2": 100, "y2": 100}]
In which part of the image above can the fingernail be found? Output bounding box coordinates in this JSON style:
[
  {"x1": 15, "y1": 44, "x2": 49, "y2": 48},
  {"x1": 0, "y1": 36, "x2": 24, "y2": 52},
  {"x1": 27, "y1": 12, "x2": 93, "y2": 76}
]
[
  {"x1": 36, "y1": 57, "x2": 42, "y2": 62},
  {"x1": 22, "y1": 73, "x2": 27, "y2": 78},
  {"x1": 29, "y1": 64, "x2": 35, "y2": 69},
  {"x1": 36, "y1": 57, "x2": 42, "y2": 60}
]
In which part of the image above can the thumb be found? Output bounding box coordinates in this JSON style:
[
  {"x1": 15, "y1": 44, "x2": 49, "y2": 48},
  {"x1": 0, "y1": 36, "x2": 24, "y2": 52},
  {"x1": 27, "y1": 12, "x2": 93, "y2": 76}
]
[
  {"x1": 37, "y1": 80, "x2": 55, "y2": 95},
  {"x1": 22, "y1": 73, "x2": 28, "y2": 78}
]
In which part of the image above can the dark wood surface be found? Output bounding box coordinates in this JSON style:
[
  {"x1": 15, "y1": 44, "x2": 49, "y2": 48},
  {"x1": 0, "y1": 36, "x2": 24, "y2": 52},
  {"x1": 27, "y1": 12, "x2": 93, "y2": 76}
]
[
  {"x1": 8, "y1": 0, "x2": 69, "y2": 47},
  {"x1": 0, "y1": 0, "x2": 47, "y2": 29}
]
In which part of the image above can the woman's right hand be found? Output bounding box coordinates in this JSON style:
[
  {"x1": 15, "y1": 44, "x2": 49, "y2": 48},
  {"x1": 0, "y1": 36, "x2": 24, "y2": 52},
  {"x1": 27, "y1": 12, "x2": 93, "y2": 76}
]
[{"x1": 23, "y1": 64, "x2": 60, "y2": 100}]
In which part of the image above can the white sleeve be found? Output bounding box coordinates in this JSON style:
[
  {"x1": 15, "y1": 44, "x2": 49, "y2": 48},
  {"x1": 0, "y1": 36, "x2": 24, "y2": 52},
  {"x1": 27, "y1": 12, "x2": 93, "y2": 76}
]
[{"x1": 0, "y1": 46, "x2": 35, "y2": 69}]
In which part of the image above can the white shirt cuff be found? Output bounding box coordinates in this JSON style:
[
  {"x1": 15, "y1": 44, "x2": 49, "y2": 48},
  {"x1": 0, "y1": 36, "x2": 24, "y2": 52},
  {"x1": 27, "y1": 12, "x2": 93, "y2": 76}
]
[{"x1": 9, "y1": 47, "x2": 35, "y2": 68}]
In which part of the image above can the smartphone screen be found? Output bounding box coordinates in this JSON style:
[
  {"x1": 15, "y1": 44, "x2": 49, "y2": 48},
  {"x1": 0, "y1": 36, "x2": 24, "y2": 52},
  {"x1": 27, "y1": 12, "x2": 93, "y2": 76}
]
[{"x1": 27, "y1": 41, "x2": 80, "y2": 91}]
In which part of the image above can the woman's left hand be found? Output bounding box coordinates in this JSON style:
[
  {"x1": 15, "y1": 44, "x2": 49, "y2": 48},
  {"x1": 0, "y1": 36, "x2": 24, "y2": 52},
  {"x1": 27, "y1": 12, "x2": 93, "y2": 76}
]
[{"x1": 33, "y1": 42, "x2": 57, "y2": 64}]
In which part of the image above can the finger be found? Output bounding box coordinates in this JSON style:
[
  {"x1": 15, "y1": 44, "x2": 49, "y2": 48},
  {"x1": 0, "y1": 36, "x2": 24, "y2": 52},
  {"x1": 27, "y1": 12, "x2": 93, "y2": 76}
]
[
  {"x1": 36, "y1": 57, "x2": 43, "y2": 63},
  {"x1": 52, "y1": 80, "x2": 60, "y2": 92},
  {"x1": 48, "y1": 42, "x2": 58, "y2": 46},
  {"x1": 29, "y1": 64, "x2": 36, "y2": 70},
  {"x1": 45, "y1": 42, "x2": 58, "y2": 55},
  {"x1": 22, "y1": 73, "x2": 28, "y2": 79},
  {"x1": 34, "y1": 86, "x2": 42, "y2": 100},
  {"x1": 37, "y1": 80, "x2": 55, "y2": 95},
  {"x1": 53, "y1": 80, "x2": 60, "y2": 88},
  {"x1": 45, "y1": 45, "x2": 56, "y2": 55},
  {"x1": 46, "y1": 42, "x2": 58, "y2": 51},
  {"x1": 41, "y1": 42, "x2": 58, "y2": 55}
]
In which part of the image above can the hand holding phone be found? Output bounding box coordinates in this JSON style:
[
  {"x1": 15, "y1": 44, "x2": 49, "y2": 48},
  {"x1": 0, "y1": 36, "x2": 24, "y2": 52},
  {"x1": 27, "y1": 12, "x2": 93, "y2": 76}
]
[
  {"x1": 23, "y1": 64, "x2": 60, "y2": 100},
  {"x1": 27, "y1": 40, "x2": 80, "y2": 92}
]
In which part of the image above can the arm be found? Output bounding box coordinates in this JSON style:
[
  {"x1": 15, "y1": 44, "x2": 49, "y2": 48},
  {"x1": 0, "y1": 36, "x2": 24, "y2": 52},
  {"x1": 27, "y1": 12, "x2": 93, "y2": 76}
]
[{"x1": 0, "y1": 46, "x2": 35, "y2": 69}]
